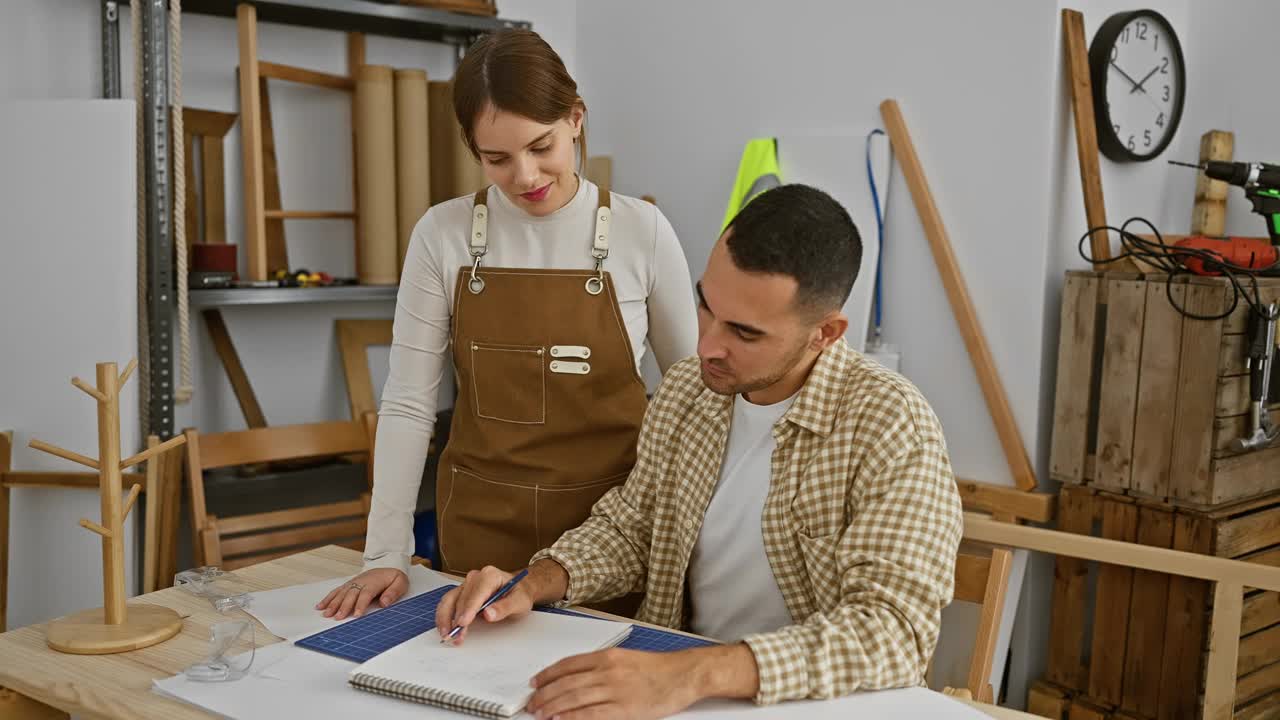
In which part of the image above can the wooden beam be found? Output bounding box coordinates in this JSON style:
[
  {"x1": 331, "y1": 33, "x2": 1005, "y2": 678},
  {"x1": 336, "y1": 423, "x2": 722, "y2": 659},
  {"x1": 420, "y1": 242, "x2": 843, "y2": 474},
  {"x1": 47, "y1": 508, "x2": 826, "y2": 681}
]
[
  {"x1": 259, "y1": 77, "x2": 288, "y2": 274},
  {"x1": 1192, "y1": 130, "x2": 1234, "y2": 237},
  {"x1": 965, "y1": 512, "x2": 1280, "y2": 591},
  {"x1": 879, "y1": 99, "x2": 1037, "y2": 492},
  {"x1": 1, "y1": 472, "x2": 144, "y2": 490},
  {"x1": 1203, "y1": 581, "x2": 1244, "y2": 720},
  {"x1": 182, "y1": 108, "x2": 237, "y2": 138},
  {"x1": 955, "y1": 478, "x2": 1055, "y2": 523},
  {"x1": 237, "y1": 4, "x2": 268, "y2": 282},
  {"x1": 263, "y1": 210, "x2": 357, "y2": 220},
  {"x1": 258, "y1": 61, "x2": 354, "y2": 91},
  {"x1": 202, "y1": 309, "x2": 267, "y2": 429},
  {"x1": 1062, "y1": 9, "x2": 1111, "y2": 266}
]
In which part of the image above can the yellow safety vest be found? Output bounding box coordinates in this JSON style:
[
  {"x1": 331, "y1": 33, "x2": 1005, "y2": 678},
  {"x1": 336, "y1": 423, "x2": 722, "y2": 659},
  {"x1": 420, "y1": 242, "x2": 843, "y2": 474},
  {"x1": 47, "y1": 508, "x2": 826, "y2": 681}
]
[{"x1": 721, "y1": 137, "x2": 782, "y2": 232}]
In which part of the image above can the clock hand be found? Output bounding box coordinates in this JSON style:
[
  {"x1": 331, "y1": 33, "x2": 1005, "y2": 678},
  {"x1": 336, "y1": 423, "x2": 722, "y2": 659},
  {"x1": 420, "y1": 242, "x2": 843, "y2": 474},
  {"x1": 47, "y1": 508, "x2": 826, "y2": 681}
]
[
  {"x1": 1131, "y1": 65, "x2": 1161, "y2": 94},
  {"x1": 1109, "y1": 60, "x2": 1143, "y2": 91}
]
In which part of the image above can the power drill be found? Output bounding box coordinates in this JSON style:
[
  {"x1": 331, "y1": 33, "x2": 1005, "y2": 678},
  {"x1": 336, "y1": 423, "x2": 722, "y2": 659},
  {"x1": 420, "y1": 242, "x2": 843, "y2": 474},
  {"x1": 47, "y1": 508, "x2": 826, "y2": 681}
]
[{"x1": 1169, "y1": 160, "x2": 1280, "y2": 274}]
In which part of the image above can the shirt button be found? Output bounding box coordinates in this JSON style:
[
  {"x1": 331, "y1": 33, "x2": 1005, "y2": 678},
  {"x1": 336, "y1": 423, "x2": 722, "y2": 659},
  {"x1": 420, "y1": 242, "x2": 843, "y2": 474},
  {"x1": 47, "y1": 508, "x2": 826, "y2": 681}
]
[{"x1": 684, "y1": 519, "x2": 694, "y2": 530}]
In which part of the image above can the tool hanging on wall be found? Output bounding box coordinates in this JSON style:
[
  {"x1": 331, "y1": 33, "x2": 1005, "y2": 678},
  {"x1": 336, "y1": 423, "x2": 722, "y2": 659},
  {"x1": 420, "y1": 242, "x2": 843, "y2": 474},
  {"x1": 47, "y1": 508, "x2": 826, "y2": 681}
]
[
  {"x1": 863, "y1": 128, "x2": 899, "y2": 373},
  {"x1": 1235, "y1": 303, "x2": 1280, "y2": 451}
]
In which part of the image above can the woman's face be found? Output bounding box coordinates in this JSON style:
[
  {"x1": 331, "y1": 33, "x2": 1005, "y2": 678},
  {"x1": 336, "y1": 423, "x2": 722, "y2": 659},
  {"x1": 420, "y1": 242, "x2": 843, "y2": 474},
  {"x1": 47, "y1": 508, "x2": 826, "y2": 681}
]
[{"x1": 471, "y1": 103, "x2": 583, "y2": 217}]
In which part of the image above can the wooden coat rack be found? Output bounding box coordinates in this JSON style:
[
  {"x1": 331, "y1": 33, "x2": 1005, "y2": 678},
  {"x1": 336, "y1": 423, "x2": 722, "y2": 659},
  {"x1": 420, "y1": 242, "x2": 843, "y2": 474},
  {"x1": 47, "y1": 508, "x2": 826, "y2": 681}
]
[{"x1": 27, "y1": 359, "x2": 187, "y2": 654}]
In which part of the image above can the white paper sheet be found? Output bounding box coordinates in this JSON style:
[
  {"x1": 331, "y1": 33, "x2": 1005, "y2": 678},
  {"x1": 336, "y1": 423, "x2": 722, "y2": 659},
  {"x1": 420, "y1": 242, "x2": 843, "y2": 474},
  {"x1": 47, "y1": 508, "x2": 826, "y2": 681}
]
[
  {"x1": 155, "y1": 641, "x2": 990, "y2": 720},
  {"x1": 243, "y1": 565, "x2": 454, "y2": 641}
]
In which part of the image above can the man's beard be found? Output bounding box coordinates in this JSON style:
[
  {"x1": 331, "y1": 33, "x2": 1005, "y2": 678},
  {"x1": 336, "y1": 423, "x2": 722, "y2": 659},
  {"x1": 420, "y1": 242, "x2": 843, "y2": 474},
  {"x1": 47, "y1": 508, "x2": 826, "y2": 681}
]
[{"x1": 699, "y1": 336, "x2": 812, "y2": 398}]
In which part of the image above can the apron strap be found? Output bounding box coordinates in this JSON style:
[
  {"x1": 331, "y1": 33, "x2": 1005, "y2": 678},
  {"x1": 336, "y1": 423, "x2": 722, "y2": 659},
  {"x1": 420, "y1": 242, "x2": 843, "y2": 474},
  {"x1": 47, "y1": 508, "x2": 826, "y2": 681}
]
[
  {"x1": 587, "y1": 186, "x2": 612, "y2": 296},
  {"x1": 467, "y1": 188, "x2": 490, "y2": 294}
]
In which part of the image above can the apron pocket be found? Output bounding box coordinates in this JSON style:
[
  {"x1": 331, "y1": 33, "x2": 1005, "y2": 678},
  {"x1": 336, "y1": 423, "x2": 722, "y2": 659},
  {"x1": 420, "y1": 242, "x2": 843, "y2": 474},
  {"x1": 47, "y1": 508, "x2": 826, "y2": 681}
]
[
  {"x1": 438, "y1": 465, "x2": 538, "y2": 572},
  {"x1": 534, "y1": 472, "x2": 631, "y2": 549},
  {"x1": 470, "y1": 342, "x2": 546, "y2": 425}
]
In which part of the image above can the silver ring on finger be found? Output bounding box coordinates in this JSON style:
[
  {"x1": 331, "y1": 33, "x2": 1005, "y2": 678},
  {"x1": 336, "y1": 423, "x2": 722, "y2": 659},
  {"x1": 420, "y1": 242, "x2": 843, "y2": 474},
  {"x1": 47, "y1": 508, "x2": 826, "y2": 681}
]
[{"x1": 347, "y1": 582, "x2": 364, "y2": 592}]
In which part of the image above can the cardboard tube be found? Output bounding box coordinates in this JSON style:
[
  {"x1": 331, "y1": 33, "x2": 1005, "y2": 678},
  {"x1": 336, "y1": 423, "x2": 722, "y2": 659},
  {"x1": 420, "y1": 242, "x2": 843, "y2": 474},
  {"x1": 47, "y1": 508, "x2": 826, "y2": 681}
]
[
  {"x1": 429, "y1": 80, "x2": 486, "y2": 204},
  {"x1": 395, "y1": 69, "x2": 430, "y2": 275},
  {"x1": 355, "y1": 64, "x2": 399, "y2": 285}
]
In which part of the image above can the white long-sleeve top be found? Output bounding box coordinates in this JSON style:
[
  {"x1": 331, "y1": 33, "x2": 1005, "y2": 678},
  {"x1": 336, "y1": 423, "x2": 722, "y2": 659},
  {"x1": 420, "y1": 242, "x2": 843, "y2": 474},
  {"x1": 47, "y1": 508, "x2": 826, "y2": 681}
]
[{"x1": 364, "y1": 178, "x2": 699, "y2": 573}]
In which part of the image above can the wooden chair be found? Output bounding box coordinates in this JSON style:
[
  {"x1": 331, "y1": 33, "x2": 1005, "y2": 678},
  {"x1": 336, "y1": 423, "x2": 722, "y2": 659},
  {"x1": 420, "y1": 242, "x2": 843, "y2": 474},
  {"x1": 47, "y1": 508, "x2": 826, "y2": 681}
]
[
  {"x1": 941, "y1": 544, "x2": 1015, "y2": 703},
  {"x1": 966, "y1": 512, "x2": 1280, "y2": 720},
  {"x1": 185, "y1": 419, "x2": 377, "y2": 570}
]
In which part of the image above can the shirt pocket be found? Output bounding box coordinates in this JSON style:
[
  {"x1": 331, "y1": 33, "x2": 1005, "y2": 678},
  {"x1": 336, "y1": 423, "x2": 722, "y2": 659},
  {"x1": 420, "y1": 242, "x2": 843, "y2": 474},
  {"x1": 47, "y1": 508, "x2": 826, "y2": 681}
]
[{"x1": 469, "y1": 342, "x2": 545, "y2": 424}]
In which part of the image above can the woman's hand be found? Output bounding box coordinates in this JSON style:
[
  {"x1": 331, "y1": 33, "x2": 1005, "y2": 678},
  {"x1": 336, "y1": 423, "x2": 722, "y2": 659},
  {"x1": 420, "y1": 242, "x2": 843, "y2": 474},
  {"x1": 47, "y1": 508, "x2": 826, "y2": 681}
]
[{"x1": 315, "y1": 568, "x2": 409, "y2": 619}]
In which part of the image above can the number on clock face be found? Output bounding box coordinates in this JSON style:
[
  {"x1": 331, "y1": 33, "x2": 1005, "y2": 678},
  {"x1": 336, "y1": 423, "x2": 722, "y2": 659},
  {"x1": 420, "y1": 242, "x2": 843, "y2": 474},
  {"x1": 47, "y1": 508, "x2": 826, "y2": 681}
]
[{"x1": 1105, "y1": 16, "x2": 1180, "y2": 154}]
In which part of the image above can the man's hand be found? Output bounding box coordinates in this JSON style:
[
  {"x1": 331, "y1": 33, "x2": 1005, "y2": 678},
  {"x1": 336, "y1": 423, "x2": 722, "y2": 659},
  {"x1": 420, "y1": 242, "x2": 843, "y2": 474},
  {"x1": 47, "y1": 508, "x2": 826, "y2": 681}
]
[
  {"x1": 315, "y1": 568, "x2": 408, "y2": 620},
  {"x1": 434, "y1": 559, "x2": 570, "y2": 644},
  {"x1": 526, "y1": 644, "x2": 760, "y2": 720}
]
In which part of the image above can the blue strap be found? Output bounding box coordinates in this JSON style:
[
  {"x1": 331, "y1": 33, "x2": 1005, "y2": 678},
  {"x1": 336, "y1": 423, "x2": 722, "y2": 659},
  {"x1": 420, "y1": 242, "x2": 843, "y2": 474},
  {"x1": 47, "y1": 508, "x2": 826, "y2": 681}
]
[{"x1": 865, "y1": 129, "x2": 888, "y2": 336}]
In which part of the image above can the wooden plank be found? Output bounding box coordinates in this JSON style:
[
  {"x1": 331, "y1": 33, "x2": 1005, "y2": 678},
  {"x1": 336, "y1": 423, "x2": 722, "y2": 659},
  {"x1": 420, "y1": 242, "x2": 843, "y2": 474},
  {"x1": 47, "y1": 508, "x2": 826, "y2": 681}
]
[
  {"x1": 1068, "y1": 698, "x2": 1110, "y2": 720},
  {"x1": 258, "y1": 61, "x2": 354, "y2": 91},
  {"x1": 335, "y1": 319, "x2": 393, "y2": 420},
  {"x1": 1192, "y1": 130, "x2": 1235, "y2": 238},
  {"x1": 1224, "y1": 283, "x2": 1280, "y2": 335},
  {"x1": 1222, "y1": 333, "x2": 1249, "y2": 377},
  {"x1": 1217, "y1": 506, "x2": 1280, "y2": 559},
  {"x1": 1048, "y1": 487, "x2": 1096, "y2": 690},
  {"x1": 200, "y1": 135, "x2": 227, "y2": 244},
  {"x1": 1240, "y1": 624, "x2": 1280, "y2": 678},
  {"x1": 158, "y1": 443, "x2": 184, "y2": 587},
  {"x1": 1236, "y1": 689, "x2": 1280, "y2": 720},
  {"x1": 347, "y1": 32, "x2": 365, "y2": 279},
  {"x1": 1170, "y1": 282, "x2": 1230, "y2": 506},
  {"x1": 955, "y1": 478, "x2": 1056, "y2": 523},
  {"x1": 1133, "y1": 279, "x2": 1186, "y2": 499},
  {"x1": 1238, "y1": 661, "x2": 1280, "y2": 708},
  {"x1": 1, "y1": 431, "x2": 10, "y2": 633},
  {"x1": 216, "y1": 498, "x2": 367, "y2": 535},
  {"x1": 1062, "y1": 9, "x2": 1110, "y2": 265},
  {"x1": 880, "y1": 99, "x2": 1037, "y2": 492},
  {"x1": 259, "y1": 77, "x2": 288, "y2": 275},
  {"x1": 1051, "y1": 273, "x2": 1103, "y2": 485},
  {"x1": 1121, "y1": 504, "x2": 1175, "y2": 717},
  {"x1": 184, "y1": 131, "x2": 199, "y2": 247},
  {"x1": 1089, "y1": 496, "x2": 1139, "y2": 704},
  {"x1": 237, "y1": 4, "x2": 268, "y2": 282},
  {"x1": 1159, "y1": 512, "x2": 1214, "y2": 720},
  {"x1": 182, "y1": 108, "x2": 237, "y2": 138},
  {"x1": 1027, "y1": 680, "x2": 1070, "y2": 720},
  {"x1": 1205, "y1": 581, "x2": 1245, "y2": 720},
  {"x1": 1, "y1": 472, "x2": 144, "y2": 490},
  {"x1": 195, "y1": 421, "x2": 368, "y2": 470},
  {"x1": 1244, "y1": 592, "x2": 1280, "y2": 637},
  {"x1": 1094, "y1": 278, "x2": 1147, "y2": 492},
  {"x1": 1211, "y1": 447, "x2": 1280, "y2": 508},
  {"x1": 263, "y1": 210, "x2": 357, "y2": 220},
  {"x1": 968, "y1": 546, "x2": 1012, "y2": 702},
  {"x1": 202, "y1": 309, "x2": 267, "y2": 429}
]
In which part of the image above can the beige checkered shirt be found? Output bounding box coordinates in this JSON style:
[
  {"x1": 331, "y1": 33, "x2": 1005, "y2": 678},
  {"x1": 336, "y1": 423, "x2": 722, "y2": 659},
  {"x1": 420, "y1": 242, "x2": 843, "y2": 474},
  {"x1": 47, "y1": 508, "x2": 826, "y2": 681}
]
[{"x1": 531, "y1": 338, "x2": 962, "y2": 705}]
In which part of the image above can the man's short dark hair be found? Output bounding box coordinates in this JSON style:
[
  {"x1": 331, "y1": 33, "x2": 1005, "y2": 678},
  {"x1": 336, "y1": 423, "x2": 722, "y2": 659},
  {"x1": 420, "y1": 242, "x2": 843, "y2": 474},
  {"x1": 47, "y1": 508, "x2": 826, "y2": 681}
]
[{"x1": 724, "y1": 184, "x2": 862, "y2": 316}]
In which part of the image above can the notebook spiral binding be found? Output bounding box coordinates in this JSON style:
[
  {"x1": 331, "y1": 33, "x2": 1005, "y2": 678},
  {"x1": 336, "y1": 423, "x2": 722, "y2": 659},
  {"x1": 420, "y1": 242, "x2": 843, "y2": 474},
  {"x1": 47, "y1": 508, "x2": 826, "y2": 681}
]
[{"x1": 349, "y1": 672, "x2": 514, "y2": 719}]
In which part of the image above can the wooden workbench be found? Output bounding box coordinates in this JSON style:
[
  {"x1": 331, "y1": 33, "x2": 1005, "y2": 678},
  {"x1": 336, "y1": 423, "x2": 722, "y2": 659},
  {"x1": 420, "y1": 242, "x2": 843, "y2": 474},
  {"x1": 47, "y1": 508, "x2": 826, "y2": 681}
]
[{"x1": 0, "y1": 545, "x2": 1034, "y2": 719}]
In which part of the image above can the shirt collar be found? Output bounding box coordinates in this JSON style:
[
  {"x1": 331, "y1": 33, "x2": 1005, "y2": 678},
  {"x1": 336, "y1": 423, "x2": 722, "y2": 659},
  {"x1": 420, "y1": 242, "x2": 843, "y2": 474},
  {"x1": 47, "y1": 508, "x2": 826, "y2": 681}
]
[{"x1": 694, "y1": 338, "x2": 852, "y2": 438}]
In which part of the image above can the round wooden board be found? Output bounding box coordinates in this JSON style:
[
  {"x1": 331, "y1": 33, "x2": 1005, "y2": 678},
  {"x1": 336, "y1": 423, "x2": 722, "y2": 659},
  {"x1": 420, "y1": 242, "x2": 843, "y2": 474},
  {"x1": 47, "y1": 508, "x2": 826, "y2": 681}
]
[{"x1": 45, "y1": 603, "x2": 184, "y2": 655}]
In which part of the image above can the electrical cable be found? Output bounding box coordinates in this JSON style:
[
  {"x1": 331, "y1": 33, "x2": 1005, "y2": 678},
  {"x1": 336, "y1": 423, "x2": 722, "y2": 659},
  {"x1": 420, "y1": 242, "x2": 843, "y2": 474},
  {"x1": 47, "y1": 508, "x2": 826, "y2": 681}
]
[{"x1": 1078, "y1": 217, "x2": 1280, "y2": 321}]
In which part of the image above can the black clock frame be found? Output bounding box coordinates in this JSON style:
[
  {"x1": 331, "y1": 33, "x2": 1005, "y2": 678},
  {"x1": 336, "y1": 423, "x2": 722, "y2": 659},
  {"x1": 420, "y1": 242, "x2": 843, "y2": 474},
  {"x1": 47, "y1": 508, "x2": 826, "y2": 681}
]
[{"x1": 1088, "y1": 9, "x2": 1186, "y2": 163}]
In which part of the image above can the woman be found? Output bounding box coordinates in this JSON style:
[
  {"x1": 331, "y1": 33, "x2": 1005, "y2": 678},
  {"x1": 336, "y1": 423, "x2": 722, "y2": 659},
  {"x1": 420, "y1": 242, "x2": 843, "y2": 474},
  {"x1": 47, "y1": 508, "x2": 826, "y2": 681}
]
[{"x1": 318, "y1": 29, "x2": 697, "y2": 619}]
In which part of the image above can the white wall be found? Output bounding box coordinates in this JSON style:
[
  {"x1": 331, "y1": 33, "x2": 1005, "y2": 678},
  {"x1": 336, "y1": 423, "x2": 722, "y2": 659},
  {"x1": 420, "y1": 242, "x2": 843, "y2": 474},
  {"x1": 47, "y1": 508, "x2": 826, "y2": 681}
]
[{"x1": 1, "y1": 101, "x2": 140, "y2": 630}]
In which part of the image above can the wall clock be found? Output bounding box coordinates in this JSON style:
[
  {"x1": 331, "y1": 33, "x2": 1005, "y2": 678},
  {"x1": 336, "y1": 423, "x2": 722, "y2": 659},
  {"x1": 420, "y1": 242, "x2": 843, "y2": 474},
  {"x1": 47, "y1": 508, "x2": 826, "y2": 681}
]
[{"x1": 1088, "y1": 9, "x2": 1186, "y2": 162}]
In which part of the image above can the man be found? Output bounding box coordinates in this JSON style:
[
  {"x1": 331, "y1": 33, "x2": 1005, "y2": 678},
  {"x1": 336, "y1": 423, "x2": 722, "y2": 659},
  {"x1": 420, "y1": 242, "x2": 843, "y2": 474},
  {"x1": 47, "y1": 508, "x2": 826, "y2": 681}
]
[{"x1": 436, "y1": 184, "x2": 963, "y2": 719}]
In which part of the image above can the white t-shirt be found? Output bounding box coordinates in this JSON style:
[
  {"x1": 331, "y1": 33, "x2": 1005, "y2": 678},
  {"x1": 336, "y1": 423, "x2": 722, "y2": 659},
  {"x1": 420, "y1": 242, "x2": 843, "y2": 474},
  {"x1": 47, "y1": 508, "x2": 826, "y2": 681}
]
[
  {"x1": 688, "y1": 392, "x2": 797, "y2": 642},
  {"x1": 364, "y1": 178, "x2": 699, "y2": 572}
]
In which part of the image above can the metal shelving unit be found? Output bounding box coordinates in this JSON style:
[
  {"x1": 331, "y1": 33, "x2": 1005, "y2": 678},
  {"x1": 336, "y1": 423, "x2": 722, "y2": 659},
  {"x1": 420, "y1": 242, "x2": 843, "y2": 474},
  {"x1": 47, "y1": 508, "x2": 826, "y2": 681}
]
[
  {"x1": 189, "y1": 285, "x2": 398, "y2": 306},
  {"x1": 100, "y1": 0, "x2": 529, "y2": 437}
]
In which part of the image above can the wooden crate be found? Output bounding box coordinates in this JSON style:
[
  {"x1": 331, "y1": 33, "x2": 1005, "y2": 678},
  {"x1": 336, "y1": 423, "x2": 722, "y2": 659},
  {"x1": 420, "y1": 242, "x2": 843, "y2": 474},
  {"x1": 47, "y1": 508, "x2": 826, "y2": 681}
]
[
  {"x1": 1050, "y1": 271, "x2": 1280, "y2": 509},
  {"x1": 1041, "y1": 486, "x2": 1280, "y2": 719}
]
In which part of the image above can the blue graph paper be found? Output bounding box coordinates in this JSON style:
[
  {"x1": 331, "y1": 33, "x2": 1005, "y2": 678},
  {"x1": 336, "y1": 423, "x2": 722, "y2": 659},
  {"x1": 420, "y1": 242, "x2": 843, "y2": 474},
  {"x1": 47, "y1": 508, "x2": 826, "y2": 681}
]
[{"x1": 296, "y1": 584, "x2": 716, "y2": 663}]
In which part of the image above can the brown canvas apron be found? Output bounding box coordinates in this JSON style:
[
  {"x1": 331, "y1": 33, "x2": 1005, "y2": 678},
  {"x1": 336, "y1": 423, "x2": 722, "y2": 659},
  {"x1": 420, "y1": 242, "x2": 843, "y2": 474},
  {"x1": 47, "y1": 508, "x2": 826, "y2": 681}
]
[{"x1": 436, "y1": 186, "x2": 648, "y2": 610}]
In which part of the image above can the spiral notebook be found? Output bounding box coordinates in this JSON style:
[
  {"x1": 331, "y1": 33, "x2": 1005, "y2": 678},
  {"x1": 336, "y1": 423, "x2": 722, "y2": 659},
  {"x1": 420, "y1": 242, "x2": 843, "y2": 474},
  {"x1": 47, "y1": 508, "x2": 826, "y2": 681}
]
[{"x1": 348, "y1": 610, "x2": 633, "y2": 718}]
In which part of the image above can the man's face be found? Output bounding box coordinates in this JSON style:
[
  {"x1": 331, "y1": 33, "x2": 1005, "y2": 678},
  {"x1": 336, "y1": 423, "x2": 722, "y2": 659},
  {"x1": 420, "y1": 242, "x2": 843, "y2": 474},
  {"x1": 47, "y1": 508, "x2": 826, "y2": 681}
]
[{"x1": 695, "y1": 233, "x2": 817, "y2": 397}]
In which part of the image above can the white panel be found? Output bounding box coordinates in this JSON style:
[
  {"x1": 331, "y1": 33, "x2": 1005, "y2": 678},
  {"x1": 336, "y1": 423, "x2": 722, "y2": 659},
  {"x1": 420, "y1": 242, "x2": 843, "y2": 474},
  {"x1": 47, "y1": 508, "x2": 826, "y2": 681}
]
[
  {"x1": 0, "y1": 100, "x2": 139, "y2": 629},
  {"x1": 776, "y1": 132, "x2": 891, "y2": 352}
]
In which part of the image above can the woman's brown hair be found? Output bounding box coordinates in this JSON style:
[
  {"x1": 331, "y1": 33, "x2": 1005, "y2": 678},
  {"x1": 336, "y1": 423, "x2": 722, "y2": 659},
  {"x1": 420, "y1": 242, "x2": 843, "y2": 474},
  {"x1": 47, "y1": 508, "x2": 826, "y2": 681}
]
[{"x1": 452, "y1": 29, "x2": 586, "y2": 169}]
